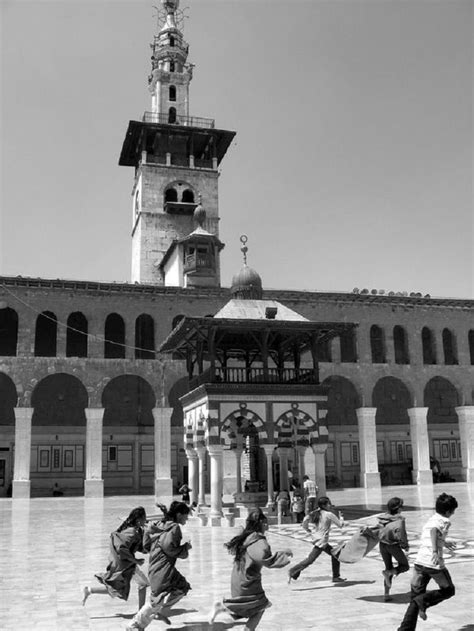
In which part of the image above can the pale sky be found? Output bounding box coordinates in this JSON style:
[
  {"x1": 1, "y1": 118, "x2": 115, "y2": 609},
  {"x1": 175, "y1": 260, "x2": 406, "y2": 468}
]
[{"x1": 1, "y1": 0, "x2": 472, "y2": 298}]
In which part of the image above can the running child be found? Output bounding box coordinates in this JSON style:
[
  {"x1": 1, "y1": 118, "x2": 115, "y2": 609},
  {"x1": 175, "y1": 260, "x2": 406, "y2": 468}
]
[{"x1": 378, "y1": 497, "x2": 409, "y2": 601}]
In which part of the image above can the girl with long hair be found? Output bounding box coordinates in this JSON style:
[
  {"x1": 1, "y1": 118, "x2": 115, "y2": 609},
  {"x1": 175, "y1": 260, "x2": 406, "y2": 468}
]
[
  {"x1": 210, "y1": 508, "x2": 292, "y2": 630},
  {"x1": 82, "y1": 506, "x2": 148, "y2": 608},
  {"x1": 126, "y1": 501, "x2": 192, "y2": 630},
  {"x1": 288, "y1": 496, "x2": 345, "y2": 583}
]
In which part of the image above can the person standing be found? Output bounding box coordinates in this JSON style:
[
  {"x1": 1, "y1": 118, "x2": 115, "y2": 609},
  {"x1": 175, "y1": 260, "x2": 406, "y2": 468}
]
[
  {"x1": 209, "y1": 508, "x2": 292, "y2": 630},
  {"x1": 397, "y1": 493, "x2": 458, "y2": 630},
  {"x1": 302, "y1": 474, "x2": 318, "y2": 515},
  {"x1": 291, "y1": 489, "x2": 305, "y2": 524},
  {"x1": 178, "y1": 483, "x2": 191, "y2": 504},
  {"x1": 378, "y1": 497, "x2": 410, "y2": 601},
  {"x1": 126, "y1": 501, "x2": 192, "y2": 630},
  {"x1": 288, "y1": 496, "x2": 346, "y2": 583},
  {"x1": 82, "y1": 507, "x2": 148, "y2": 609}
]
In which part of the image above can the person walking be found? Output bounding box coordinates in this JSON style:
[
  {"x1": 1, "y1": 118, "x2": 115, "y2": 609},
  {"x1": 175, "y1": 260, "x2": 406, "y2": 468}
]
[
  {"x1": 288, "y1": 496, "x2": 345, "y2": 583},
  {"x1": 378, "y1": 497, "x2": 410, "y2": 601},
  {"x1": 398, "y1": 493, "x2": 458, "y2": 630},
  {"x1": 126, "y1": 501, "x2": 192, "y2": 630},
  {"x1": 302, "y1": 474, "x2": 318, "y2": 515},
  {"x1": 291, "y1": 489, "x2": 305, "y2": 524},
  {"x1": 209, "y1": 508, "x2": 292, "y2": 630},
  {"x1": 82, "y1": 506, "x2": 148, "y2": 609}
]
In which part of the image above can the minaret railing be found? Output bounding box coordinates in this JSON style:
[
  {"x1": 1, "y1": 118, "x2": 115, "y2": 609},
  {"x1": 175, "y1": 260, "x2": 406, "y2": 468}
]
[{"x1": 142, "y1": 111, "x2": 215, "y2": 129}]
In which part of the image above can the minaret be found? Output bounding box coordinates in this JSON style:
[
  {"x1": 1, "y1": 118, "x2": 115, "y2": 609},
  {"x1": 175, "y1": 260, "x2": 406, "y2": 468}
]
[{"x1": 119, "y1": 0, "x2": 236, "y2": 285}]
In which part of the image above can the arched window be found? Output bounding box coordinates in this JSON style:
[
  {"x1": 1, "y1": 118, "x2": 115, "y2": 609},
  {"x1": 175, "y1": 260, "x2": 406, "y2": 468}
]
[
  {"x1": 181, "y1": 189, "x2": 194, "y2": 203},
  {"x1": 172, "y1": 314, "x2": 185, "y2": 330},
  {"x1": 370, "y1": 325, "x2": 385, "y2": 363},
  {"x1": 169, "y1": 60, "x2": 175, "y2": 72},
  {"x1": 164, "y1": 187, "x2": 178, "y2": 202},
  {"x1": 421, "y1": 327, "x2": 436, "y2": 364},
  {"x1": 135, "y1": 314, "x2": 155, "y2": 359},
  {"x1": 393, "y1": 325, "x2": 409, "y2": 364},
  {"x1": 169, "y1": 36, "x2": 175, "y2": 47},
  {"x1": 169, "y1": 85, "x2": 176, "y2": 101},
  {"x1": 340, "y1": 329, "x2": 357, "y2": 363},
  {"x1": 34, "y1": 311, "x2": 57, "y2": 357},
  {"x1": 0, "y1": 308, "x2": 18, "y2": 356},
  {"x1": 469, "y1": 330, "x2": 474, "y2": 365},
  {"x1": 442, "y1": 328, "x2": 458, "y2": 365},
  {"x1": 104, "y1": 313, "x2": 125, "y2": 359},
  {"x1": 66, "y1": 312, "x2": 88, "y2": 357},
  {"x1": 168, "y1": 107, "x2": 176, "y2": 123}
]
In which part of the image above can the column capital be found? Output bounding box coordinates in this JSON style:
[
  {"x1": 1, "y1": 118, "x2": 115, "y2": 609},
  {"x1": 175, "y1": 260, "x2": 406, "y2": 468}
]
[
  {"x1": 196, "y1": 446, "x2": 207, "y2": 458},
  {"x1": 408, "y1": 407, "x2": 429, "y2": 421},
  {"x1": 277, "y1": 446, "x2": 292, "y2": 456},
  {"x1": 356, "y1": 407, "x2": 377, "y2": 421},
  {"x1": 311, "y1": 443, "x2": 328, "y2": 455},
  {"x1": 456, "y1": 406, "x2": 474, "y2": 420},
  {"x1": 261, "y1": 444, "x2": 276, "y2": 456},
  {"x1": 207, "y1": 444, "x2": 224, "y2": 457},
  {"x1": 185, "y1": 448, "x2": 198, "y2": 459}
]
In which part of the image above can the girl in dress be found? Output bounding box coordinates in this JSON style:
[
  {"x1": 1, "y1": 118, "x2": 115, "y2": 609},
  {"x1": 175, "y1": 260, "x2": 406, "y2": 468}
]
[
  {"x1": 126, "y1": 501, "x2": 192, "y2": 630},
  {"x1": 82, "y1": 506, "x2": 148, "y2": 608},
  {"x1": 210, "y1": 508, "x2": 292, "y2": 630}
]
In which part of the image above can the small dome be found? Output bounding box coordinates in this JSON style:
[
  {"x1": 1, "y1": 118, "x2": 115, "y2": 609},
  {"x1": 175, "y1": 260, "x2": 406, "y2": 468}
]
[{"x1": 231, "y1": 265, "x2": 263, "y2": 300}]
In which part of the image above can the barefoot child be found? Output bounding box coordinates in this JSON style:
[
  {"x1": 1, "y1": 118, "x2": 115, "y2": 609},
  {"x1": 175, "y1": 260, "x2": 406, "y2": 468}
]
[{"x1": 398, "y1": 493, "x2": 457, "y2": 630}]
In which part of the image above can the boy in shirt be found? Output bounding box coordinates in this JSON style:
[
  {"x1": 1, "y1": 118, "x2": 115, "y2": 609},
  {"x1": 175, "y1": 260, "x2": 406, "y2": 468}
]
[{"x1": 398, "y1": 493, "x2": 457, "y2": 630}]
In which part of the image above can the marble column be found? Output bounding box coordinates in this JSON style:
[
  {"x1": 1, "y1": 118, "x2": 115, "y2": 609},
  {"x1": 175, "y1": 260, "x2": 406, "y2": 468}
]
[
  {"x1": 84, "y1": 408, "x2": 104, "y2": 498},
  {"x1": 456, "y1": 406, "x2": 474, "y2": 482},
  {"x1": 262, "y1": 444, "x2": 276, "y2": 507},
  {"x1": 408, "y1": 407, "x2": 433, "y2": 485},
  {"x1": 12, "y1": 407, "x2": 33, "y2": 498},
  {"x1": 234, "y1": 447, "x2": 243, "y2": 494},
  {"x1": 356, "y1": 407, "x2": 381, "y2": 488},
  {"x1": 196, "y1": 446, "x2": 207, "y2": 506},
  {"x1": 152, "y1": 407, "x2": 173, "y2": 503},
  {"x1": 278, "y1": 447, "x2": 291, "y2": 491},
  {"x1": 296, "y1": 445, "x2": 307, "y2": 484},
  {"x1": 208, "y1": 445, "x2": 224, "y2": 525},
  {"x1": 186, "y1": 449, "x2": 199, "y2": 505},
  {"x1": 312, "y1": 443, "x2": 328, "y2": 496}
]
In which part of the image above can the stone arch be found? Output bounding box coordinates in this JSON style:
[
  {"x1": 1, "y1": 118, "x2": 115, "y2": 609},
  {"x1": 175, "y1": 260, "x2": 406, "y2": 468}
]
[
  {"x1": 66, "y1": 312, "x2": 88, "y2": 358},
  {"x1": 31, "y1": 374, "x2": 88, "y2": 426},
  {"x1": 104, "y1": 313, "x2": 125, "y2": 359},
  {"x1": 221, "y1": 407, "x2": 267, "y2": 446},
  {"x1": 0, "y1": 373, "x2": 18, "y2": 425},
  {"x1": 102, "y1": 375, "x2": 156, "y2": 426},
  {"x1": 373, "y1": 376, "x2": 412, "y2": 425},
  {"x1": 424, "y1": 376, "x2": 460, "y2": 424},
  {"x1": 0, "y1": 308, "x2": 18, "y2": 356},
  {"x1": 275, "y1": 406, "x2": 317, "y2": 447},
  {"x1": 321, "y1": 376, "x2": 361, "y2": 427},
  {"x1": 167, "y1": 376, "x2": 190, "y2": 428},
  {"x1": 164, "y1": 186, "x2": 178, "y2": 202},
  {"x1": 135, "y1": 314, "x2": 155, "y2": 359},
  {"x1": 34, "y1": 311, "x2": 57, "y2": 357}
]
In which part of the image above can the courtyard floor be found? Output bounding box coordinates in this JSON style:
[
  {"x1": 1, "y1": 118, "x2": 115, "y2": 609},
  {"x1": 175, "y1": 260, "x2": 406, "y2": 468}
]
[{"x1": 0, "y1": 482, "x2": 473, "y2": 631}]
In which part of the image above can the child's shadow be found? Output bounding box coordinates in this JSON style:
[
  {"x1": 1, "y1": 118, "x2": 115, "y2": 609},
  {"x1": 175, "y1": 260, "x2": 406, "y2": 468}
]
[
  {"x1": 170, "y1": 622, "x2": 245, "y2": 630},
  {"x1": 358, "y1": 591, "x2": 411, "y2": 604}
]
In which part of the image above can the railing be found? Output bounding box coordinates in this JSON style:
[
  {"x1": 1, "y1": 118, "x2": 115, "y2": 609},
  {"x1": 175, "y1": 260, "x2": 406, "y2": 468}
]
[
  {"x1": 189, "y1": 367, "x2": 317, "y2": 389},
  {"x1": 184, "y1": 253, "x2": 214, "y2": 271},
  {"x1": 142, "y1": 111, "x2": 215, "y2": 129}
]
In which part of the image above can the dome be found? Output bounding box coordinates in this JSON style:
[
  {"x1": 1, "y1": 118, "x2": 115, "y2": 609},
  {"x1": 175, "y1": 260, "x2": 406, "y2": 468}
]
[{"x1": 231, "y1": 265, "x2": 263, "y2": 300}]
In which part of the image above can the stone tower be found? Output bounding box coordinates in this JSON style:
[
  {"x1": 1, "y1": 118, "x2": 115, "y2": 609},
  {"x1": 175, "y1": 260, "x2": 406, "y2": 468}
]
[{"x1": 119, "y1": 0, "x2": 235, "y2": 285}]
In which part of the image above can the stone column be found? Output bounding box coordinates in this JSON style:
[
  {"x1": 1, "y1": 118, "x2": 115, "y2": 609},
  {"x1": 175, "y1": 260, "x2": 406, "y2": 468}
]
[
  {"x1": 186, "y1": 449, "x2": 199, "y2": 505},
  {"x1": 278, "y1": 447, "x2": 290, "y2": 490},
  {"x1": 262, "y1": 444, "x2": 276, "y2": 507},
  {"x1": 196, "y1": 446, "x2": 207, "y2": 506},
  {"x1": 152, "y1": 407, "x2": 173, "y2": 503},
  {"x1": 12, "y1": 407, "x2": 33, "y2": 498},
  {"x1": 408, "y1": 407, "x2": 433, "y2": 485},
  {"x1": 312, "y1": 443, "x2": 328, "y2": 496},
  {"x1": 296, "y1": 445, "x2": 307, "y2": 484},
  {"x1": 84, "y1": 408, "x2": 104, "y2": 498},
  {"x1": 456, "y1": 406, "x2": 474, "y2": 482},
  {"x1": 356, "y1": 407, "x2": 381, "y2": 488},
  {"x1": 208, "y1": 445, "x2": 224, "y2": 525},
  {"x1": 234, "y1": 447, "x2": 243, "y2": 494}
]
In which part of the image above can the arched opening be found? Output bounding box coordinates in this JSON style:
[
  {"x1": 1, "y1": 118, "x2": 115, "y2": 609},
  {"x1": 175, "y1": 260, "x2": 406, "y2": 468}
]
[
  {"x1": 102, "y1": 375, "x2": 155, "y2": 426},
  {"x1": 0, "y1": 372, "x2": 17, "y2": 495},
  {"x1": 340, "y1": 329, "x2": 357, "y2": 362},
  {"x1": 393, "y1": 325, "x2": 409, "y2": 364},
  {"x1": 169, "y1": 36, "x2": 175, "y2": 47},
  {"x1": 0, "y1": 308, "x2": 18, "y2": 356},
  {"x1": 169, "y1": 60, "x2": 175, "y2": 72},
  {"x1": 422, "y1": 326, "x2": 436, "y2": 364},
  {"x1": 169, "y1": 85, "x2": 176, "y2": 101},
  {"x1": 0, "y1": 373, "x2": 17, "y2": 425},
  {"x1": 424, "y1": 377, "x2": 459, "y2": 424},
  {"x1": 442, "y1": 328, "x2": 458, "y2": 365},
  {"x1": 168, "y1": 106, "x2": 176, "y2": 123},
  {"x1": 34, "y1": 311, "x2": 57, "y2": 357},
  {"x1": 104, "y1": 313, "x2": 125, "y2": 359},
  {"x1": 370, "y1": 325, "x2": 385, "y2": 363},
  {"x1": 181, "y1": 189, "x2": 195, "y2": 203},
  {"x1": 164, "y1": 187, "x2": 178, "y2": 202},
  {"x1": 373, "y1": 377, "x2": 411, "y2": 425},
  {"x1": 135, "y1": 314, "x2": 155, "y2": 359},
  {"x1": 66, "y1": 312, "x2": 88, "y2": 357},
  {"x1": 469, "y1": 330, "x2": 474, "y2": 365}
]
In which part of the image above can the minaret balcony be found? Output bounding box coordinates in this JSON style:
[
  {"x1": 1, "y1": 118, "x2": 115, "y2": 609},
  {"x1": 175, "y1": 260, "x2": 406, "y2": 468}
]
[
  {"x1": 189, "y1": 367, "x2": 317, "y2": 389},
  {"x1": 143, "y1": 111, "x2": 215, "y2": 129}
]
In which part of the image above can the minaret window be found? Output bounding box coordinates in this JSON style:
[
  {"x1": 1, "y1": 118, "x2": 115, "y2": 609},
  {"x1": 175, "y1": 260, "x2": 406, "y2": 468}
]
[
  {"x1": 169, "y1": 85, "x2": 176, "y2": 101},
  {"x1": 170, "y1": 36, "x2": 175, "y2": 47},
  {"x1": 168, "y1": 107, "x2": 177, "y2": 123},
  {"x1": 169, "y1": 60, "x2": 175, "y2": 72},
  {"x1": 182, "y1": 189, "x2": 194, "y2": 203},
  {"x1": 164, "y1": 187, "x2": 178, "y2": 202}
]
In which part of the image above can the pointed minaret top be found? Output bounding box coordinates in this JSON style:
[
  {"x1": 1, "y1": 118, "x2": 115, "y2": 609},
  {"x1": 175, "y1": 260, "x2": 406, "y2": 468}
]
[{"x1": 160, "y1": 0, "x2": 180, "y2": 31}]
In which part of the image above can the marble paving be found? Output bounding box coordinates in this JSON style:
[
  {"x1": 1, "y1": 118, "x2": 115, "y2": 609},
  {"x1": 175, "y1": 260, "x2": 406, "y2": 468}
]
[{"x1": 0, "y1": 483, "x2": 473, "y2": 630}]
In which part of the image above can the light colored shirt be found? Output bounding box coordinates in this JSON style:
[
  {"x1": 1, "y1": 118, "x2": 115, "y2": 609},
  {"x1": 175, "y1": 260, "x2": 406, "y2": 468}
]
[
  {"x1": 303, "y1": 478, "x2": 318, "y2": 498},
  {"x1": 415, "y1": 513, "x2": 451, "y2": 569},
  {"x1": 303, "y1": 509, "x2": 343, "y2": 548}
]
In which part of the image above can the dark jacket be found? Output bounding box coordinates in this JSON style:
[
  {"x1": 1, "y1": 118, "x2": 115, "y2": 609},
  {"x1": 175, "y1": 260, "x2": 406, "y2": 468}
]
[{"x1": 377, "y1": 513, "x2": 409, "y2": 548}]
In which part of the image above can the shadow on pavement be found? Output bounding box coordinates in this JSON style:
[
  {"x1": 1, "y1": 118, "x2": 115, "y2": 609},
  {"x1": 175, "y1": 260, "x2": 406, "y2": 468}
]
[{"x1": 358, "y1": 591, "x2": 411, "y2": 604}]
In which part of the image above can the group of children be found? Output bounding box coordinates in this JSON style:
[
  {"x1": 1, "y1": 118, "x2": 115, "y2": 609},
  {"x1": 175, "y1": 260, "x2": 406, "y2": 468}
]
[{"x1": 81, "y1": 491, "x2": 458, "y2": 630}]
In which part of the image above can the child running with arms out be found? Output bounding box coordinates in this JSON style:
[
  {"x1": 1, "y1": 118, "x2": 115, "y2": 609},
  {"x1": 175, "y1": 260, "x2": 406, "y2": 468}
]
[
  {"x1": 398, "y1": 493, "x2": 458, "y2": 630},
  {"x1": 288, "y1": 496, "x2": 346, "y2": 583},
  {"x1": 209, "y1": 508, "x2": 292, "y2": 630}
]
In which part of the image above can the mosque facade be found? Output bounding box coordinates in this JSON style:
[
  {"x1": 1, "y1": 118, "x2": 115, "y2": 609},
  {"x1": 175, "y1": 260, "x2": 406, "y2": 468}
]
[{"x1": 0, "y1": 0, "x2": 473, "y2": 501}]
